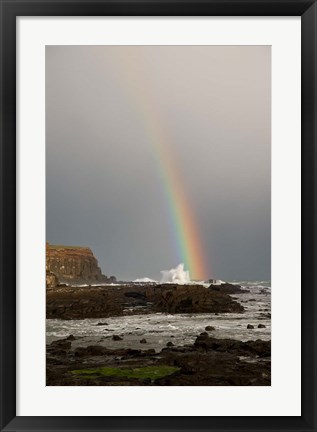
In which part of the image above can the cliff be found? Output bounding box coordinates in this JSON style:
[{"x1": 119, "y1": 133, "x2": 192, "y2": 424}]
[
  {"x1": 46, "y1": 269, "x2": 59, "y2": 288},
  {"x1": 46, "y1": 243, "x2": 115, "y2": 285}
]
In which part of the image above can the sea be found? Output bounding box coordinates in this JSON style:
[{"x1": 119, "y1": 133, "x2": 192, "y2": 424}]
[{"x1": 46, "y1": 281, "x2": 271, "y2": 352}]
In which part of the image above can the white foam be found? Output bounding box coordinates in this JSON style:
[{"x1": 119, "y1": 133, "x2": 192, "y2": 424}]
[
  {"x1": 133, "y1": 277, "x2": 157, "y2": 283},
  {"x1": 160, "y1": 263, "x2": 190, "y2": 284},
  {"x1": 210, "y1": 279, "x2": 226, "y2": 285}
]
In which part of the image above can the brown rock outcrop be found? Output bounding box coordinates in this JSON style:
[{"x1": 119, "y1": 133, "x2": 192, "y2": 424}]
[
  {"x1": 194, "y1": 333, "x2": 271, "y2": 357},
  {"x1": 208, "y1": 283, "x2": 249, "y2": 294},
  {"x1": 46, "y1": 286, "x2": 124, "y2": 319},
  {"x1": 46, "y1": 269, "x2": 59, "y2": 288},
  {"x1": 46, "y1": 283, "x2": 244, "y2": 319},
  {"x1": 46, "y1": 243, "x2": 115, "y2": 285},
  {"x1": 147, "y1": 284, "x2": 244, "y2": 314}
]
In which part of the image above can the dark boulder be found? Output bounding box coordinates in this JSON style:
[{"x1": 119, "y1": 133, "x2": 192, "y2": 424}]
[
  {"x1": 124, "y1": 291, "x2": 146, "y2": 300},
  {"x1": 50, "y1": 339, "x2": 71, "y2": 350},
  {"x1": 147, "y1": 284, "x2": 244, "y2": 314},
  {"x1": 194, "y1": 334, "x2": 271, "y2": 357},
  {"x1": 208, "y1": 282, "x2": 249, "y2": 294},
  {"x1": 74, "y1": 345, "x2": 110, "y2": 357}
]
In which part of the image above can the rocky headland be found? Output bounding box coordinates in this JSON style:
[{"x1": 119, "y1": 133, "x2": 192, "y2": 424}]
[{"x1": 46, "y1": 243, "x2": 115, "y2": 286}]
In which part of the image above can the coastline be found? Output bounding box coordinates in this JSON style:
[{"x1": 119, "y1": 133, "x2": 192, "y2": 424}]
[
  {"x1": 46, "y1": 281, "x2": 271, "y2": 386},
  {"x1": 46, "y1": 332, "x2": 271, "y2": 386}
]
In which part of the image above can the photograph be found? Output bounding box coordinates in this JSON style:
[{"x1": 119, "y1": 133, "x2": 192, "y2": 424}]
[
  {"x1": 1, "y1": 0, "x2": 316, "y2": 427},
  {"x1": 45, "y1": 45, "x2": 271, "y2": 386}
]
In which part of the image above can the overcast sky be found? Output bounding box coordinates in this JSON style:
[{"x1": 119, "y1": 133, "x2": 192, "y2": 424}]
[{"x1": 46, "y1": 45, "x2": 271, "y2": 281}]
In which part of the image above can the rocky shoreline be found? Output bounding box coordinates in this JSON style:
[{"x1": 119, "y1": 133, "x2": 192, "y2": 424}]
[
  {"x1": 47, "y1": 332, "x2": 270, "y2": 386},
  {"x1": 47, "y1": 283, "x2": 246, "y2": 320},
  {"x1": 46, "y1": 281, "x2": 270, "y2": 386}
]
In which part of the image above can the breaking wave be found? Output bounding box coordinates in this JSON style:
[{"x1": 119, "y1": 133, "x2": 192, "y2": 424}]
[
  {"x1": 160, "y1": 263, "x2": 190, "y2": 284},
  {"x1": 133, "y1": 277, "x2": 157, "y2": 283}
]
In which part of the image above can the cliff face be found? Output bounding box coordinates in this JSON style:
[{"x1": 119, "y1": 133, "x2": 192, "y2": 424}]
[
  {"x1": 46, "y1": 269, "x2": 59, "y2": 288},
  {"x1": 46, "y1": 243, "x2": 115, "y2": 285}
]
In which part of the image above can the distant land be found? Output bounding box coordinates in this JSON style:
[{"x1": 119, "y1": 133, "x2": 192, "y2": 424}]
[{"x1": 46, "y1": 242, "x2": 116, "y2": 286}]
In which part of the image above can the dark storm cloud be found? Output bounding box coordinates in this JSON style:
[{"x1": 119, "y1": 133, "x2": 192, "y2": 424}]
[{"x1": 46, "y1": 45, "x2": 271, "y2": 281}]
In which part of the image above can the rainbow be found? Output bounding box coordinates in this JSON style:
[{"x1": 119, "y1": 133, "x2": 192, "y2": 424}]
[
  {"x1": 112, "y1": 51, "x2": 209, "y2": 280},
  {"x1": 139, "y1": 111, "x2": 209, "y2": 280}
]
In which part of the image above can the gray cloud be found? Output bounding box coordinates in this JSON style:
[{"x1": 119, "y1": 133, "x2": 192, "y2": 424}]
[{"x1": 46, "y1": 45, "x2": 271, "y2": 281}]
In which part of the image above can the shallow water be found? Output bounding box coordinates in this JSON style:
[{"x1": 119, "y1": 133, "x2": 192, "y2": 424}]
[{"x1": 46, "y1": 282, "x2": 271, "y2": 352}]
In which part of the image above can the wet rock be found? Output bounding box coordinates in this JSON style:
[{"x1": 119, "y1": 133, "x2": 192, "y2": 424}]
[
  {"x1": 150, "y1": 284, "x2": 244, "y2": 314},
  {"x1": 66, "y1": 334, "x2": 76, "y2": 340},
  {"x1": 47, "y1": 335, "x2": 271, "y2": 386},
  {"x1": 46, "y1": 286, "x2": 124, "y2": 319},
  {"x1": 50, "y1": 339, "x2": 72, "y2": 350},
  {"x1": 74, "y1": 345, "x2": 110, "y2": 357},
  {"x1": 205, "y1": 326, "x2": 215, "y2": 331},
  {"x1": 166, "y1": 341, "x2": 174, "y2": 347},
  {"x1": 86, "y1": 345, "x2": 108, "y2": 355},
  {"x1": 247, "y1": 324, "x2": 254, "y2": 329},
  {"x1": 194, "y1": 334, "x2": 271, "y2": 357},
  {"x1": 124, "y1": 291, "x2": 146, "y2": 300},
  {"x1": 47, "y1": 282, "x2": 244, "y2": 320},
  {"x1": 208, "y1": 282, "x2": 249, "y2": 294},
  {"x1": 112, "y1": 348, "x2": 142, "y2": 357},
  {"x1": 140, "y1": 339, "x2": 147, "y2": 344},
  {"x1": 96, "y1": 322, "x2": 108, "y2": 326},
  {"x1": 258, "y1": 324, "x2": 266, "y2": 328},
  {"x1": 112, "y1": 335, "x2": 123, "y2": 341}
]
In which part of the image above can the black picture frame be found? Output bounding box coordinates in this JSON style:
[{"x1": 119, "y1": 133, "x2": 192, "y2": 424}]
[{"x1": 0, "y1": 0, "x2": 316, "y2": 431}]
